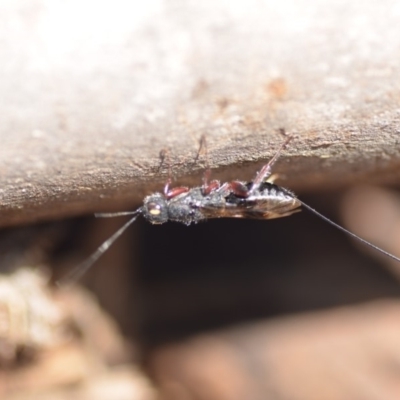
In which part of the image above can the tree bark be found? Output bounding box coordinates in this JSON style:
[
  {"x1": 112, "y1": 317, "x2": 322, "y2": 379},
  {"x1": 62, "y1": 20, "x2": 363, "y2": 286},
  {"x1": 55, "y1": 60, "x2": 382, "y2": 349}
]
[{"x1": 1, "y1": 0, "x2": 400, "y2": 227}]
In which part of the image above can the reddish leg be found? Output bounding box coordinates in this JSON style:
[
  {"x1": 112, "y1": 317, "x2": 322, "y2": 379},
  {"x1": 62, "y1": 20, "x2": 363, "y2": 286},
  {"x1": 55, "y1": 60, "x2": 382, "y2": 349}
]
[
  {"x1": 159, "y1": 148, "x2": 190, "y2": 199},
  {"x1": 249, "y1": 134, "x2": 293, "y2": 194},
  {"x1": 216, "y1": 181, "x2": 249, "y2": 198},
  {"x1": 227, "y1": 181, "x2": 250, "y2": 197},
  {"x1": 165, "y1": 186, "x2": 190, "y2": 199},
  {"x1": 202, "y1": 169, "x2": 220, "y2": 195},
  {"x1": 195, "y1": 135, "x2": 220, "y2": 195}
]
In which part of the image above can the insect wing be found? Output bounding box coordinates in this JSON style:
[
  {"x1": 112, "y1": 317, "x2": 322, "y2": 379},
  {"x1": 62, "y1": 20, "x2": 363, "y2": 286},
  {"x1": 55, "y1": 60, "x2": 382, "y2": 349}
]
[
  {"x1": 242, "y1": 194, "x2": 301, "y2": 219},
  {"x1": 200, "y1": 195, "x2": 301, "y2": 220}
]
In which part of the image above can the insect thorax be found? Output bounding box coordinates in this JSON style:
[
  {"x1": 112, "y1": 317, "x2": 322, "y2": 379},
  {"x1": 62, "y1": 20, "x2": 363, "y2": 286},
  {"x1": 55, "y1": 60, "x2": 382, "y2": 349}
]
[
  {"x1": 143, "y1": 190, "x2": 206, "y2": 225},
  {"x1": 167, "y1": 188, "x2": 208, "y2": 225}
]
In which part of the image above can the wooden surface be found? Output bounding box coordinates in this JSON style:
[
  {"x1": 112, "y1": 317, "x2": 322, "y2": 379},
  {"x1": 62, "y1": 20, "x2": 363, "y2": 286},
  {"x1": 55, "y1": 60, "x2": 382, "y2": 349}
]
[{"x1": 1, "y1": 0, "x2": 400, "y2": 227}]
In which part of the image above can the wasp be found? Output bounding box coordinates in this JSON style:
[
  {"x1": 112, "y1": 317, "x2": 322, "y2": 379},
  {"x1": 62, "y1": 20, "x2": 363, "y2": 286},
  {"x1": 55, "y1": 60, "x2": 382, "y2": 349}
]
[{"x1": 63, "y1": 134, "x2": 400, "y2": 284}]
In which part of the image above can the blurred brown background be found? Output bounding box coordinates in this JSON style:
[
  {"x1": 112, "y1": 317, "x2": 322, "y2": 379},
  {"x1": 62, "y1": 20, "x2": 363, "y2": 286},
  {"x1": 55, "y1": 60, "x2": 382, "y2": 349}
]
[{"x1": 0, "y1": 0, "x2": 400, "y2": 399}]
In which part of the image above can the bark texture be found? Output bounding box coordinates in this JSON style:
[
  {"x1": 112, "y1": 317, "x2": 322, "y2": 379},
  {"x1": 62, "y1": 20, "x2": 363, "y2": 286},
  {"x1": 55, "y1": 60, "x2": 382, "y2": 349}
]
[{"x1": 1, "y1": 0, "x2": 400, "y2": 227}]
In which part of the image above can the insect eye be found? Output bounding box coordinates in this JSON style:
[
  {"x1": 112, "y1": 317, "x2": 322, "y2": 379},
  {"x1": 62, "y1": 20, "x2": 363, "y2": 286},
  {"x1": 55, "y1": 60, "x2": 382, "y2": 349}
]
[{"x1": 147, "y1": 202, "x2": 162, "y2": 215}]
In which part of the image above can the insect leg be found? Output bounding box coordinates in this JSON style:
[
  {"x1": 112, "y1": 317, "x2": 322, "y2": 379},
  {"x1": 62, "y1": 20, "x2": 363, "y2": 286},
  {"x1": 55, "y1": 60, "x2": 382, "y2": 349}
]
[
  {"x1": 195, "y1": 135, "x2": 220, "y2": 195},
  {"x1": 249, "y1": 135, "x2": 293, "y2": 194},
  {"x1": 159, "y1": 148, "x2": 189, "y2": 199},
  {"x1": 159, "y1": 148, "x2": 173, "y2": 195},
  {"x1": 226, "y1": 181, "x2": 249, "y2": 197}
]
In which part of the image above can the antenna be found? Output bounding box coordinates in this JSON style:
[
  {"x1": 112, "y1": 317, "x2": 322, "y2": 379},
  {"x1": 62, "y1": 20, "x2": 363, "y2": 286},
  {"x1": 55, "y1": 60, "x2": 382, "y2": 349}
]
[
  {"x1": 298, "y1": 199, "x2": 400, "y2": 263},
  {"x1": 58, "y1": 210, "x2": 141, "y2": 286}
]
